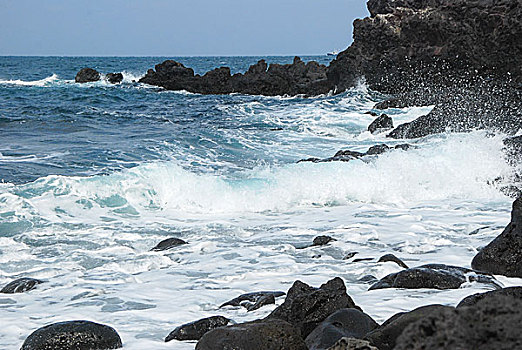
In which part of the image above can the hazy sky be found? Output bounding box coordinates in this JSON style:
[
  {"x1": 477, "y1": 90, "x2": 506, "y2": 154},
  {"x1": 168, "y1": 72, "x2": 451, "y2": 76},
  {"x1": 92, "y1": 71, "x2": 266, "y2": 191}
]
[{"x1": 0, "y1": 0, "x2": 369, "y2": 56}]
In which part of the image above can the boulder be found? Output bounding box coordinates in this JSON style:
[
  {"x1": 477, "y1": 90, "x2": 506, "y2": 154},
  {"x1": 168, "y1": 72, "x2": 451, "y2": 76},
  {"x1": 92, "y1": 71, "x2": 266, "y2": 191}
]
[
  {"x1": 219, "y1": 291, "x2": 285, "y2": 308},
  {"x1": 150, "y1": 237, "x2": 188, "y2": 251},
  {"x1": 1, "y1": 277, "x2": 43, "y2": 294},
  {"x1": 368, "y1": 114, "x2": 393, "y2": 134},
  {"x1": 195, "y1": 319, "x2": 307, "y2": 350},
  {"x1": 369, "y1": 264, "x2": 498, "y2": 290},
  {"x1": 75, "y1": 68, "x2": 101, "y2": 83},
  {"x1": 267, "y1": 278, "x2": 361, "y2": 337},
  {"x1": 106, "y1": 73, "x2": 123, "y2": 84},
  {"x1": 327, "y1": 338, "x2": 378, "y2": 350},
  {"x1": 21, "y1": 320, "x2": 122, "y2": 350},
  {"x1": 305, "y1": 309, "x2": 379, "y2": 350},
  {"x1": 165, "y1": 316, "x2": 231, "y2": 342},
  {"x1": 394, "y1": 294, "x2": 522, "y2": 350},
  {"x1": 365, "y1": 304, "x2": 453, "y2": 350},
  {"x1": 457, "y1": 286, "x2": 522, "y2": 308},
  {"x1": 472, "y1": 197, "x2": 522, "y2": 277}
]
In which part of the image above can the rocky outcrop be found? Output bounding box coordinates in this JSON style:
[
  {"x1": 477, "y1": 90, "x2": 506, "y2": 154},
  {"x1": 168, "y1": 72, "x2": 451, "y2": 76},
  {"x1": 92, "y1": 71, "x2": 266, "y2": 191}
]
[
  {"x1": 267, "y1": 278, "x2": 361, "y2": 337},
  {"x1": 305, "y1": 309, "x2": 379, "y2": 350},
  {"x1": 394, "y1": 294, "x2": 522, "y2": 350},
  {"x1": 195, "y1": 319, "x2": 307, "y2": 350},
  {"x1": 1, "y1": 277, "x2": 43, "y2": 294},
  {"x1": 75, "y1": 68, "x2": 101, "y2": 83},
  {"x1": 472, "y1": 197, "x2": 522, "y2": 277},
  {"x1": 139, "y1": 57, "x2": 330, "y2": 96},
  {"x1": 21, "y1": 320, "x2": 122, "y2": 350},
  {"x1": 369, "y1": 264, "x2": 498, "y2": 290},
  {"x1": 165, "y1": 316, "x2": 231, "y2": 342}
]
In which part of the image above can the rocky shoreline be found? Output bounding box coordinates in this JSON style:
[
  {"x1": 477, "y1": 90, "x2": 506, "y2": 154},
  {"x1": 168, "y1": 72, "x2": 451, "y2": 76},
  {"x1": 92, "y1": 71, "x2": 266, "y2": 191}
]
[{"x1": 31, "y1": 0, "x2": 522, "y2": 348}]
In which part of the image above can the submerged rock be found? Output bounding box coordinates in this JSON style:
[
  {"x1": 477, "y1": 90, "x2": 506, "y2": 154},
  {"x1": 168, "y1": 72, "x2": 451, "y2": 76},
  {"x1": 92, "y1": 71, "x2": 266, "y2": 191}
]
[
  {"x1": 106, "y1": 73, "x2": 123, "y2": 84},
  {"x1": 195, "y1": 319, "x2": 307, "y2": 350},
  {"x1": 305, "y1": 308, "x2": 379, "y2": 350},
  {"x1": 365, "y1": 304, "x2": 453, "y2": 350},
  {"x1": 369, "y1": 264, "x2": 498, "y2": 290},
  {"x1": 21, "y1": 320, "x2": 122, "y2": 350},
  {"x1": 267, "y1": 278, "x2": 360, "y2": 337},
  {"x1": 219, "y1": 291, "x2": 285, "y2": 308},
  {"x1": 165, "y1": 316, "x2": 231, "y2": 342},
  {"x1": 472, "y1": 197, "x2": 522, "y2": 277},
  {"x1": 75, "y1": 68, "x2": 101, "y2": 83},
  {"x1": 150, "y1": 237, "x2": 188, "y2": 251},
  {"x1": 0, "y1": 277, "x2": 43, "y2": 294},
  {"x1": 394, "y1": 295, "x2": 522, "y2": 350},
  {"x1": 368, "y1": 114, "x2": 393, "y2": 134}
]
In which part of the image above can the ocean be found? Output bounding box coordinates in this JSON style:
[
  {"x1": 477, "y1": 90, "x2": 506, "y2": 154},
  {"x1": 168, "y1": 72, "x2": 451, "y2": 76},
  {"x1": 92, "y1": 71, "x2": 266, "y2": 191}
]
[{"x1": 0, "y1": 56, "x2": 518, "y2": 349}]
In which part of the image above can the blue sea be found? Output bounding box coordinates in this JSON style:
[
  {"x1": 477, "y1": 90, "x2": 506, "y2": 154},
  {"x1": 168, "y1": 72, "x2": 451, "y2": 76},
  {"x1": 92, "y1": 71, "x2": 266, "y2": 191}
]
[{"x1": 0, "y1": 56, "x2": 517, "y2": 349}]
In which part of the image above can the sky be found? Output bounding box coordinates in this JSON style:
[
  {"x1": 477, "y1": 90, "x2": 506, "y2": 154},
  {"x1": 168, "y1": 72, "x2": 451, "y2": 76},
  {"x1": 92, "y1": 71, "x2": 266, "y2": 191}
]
[{"x1": 0, "y1": 0, "x2": 369, "y2": 56}]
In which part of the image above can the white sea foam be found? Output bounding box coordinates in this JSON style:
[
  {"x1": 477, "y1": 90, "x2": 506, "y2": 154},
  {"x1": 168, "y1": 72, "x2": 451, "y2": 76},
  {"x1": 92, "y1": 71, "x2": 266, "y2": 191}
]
[{"x1": 0, "y1": 74, "x2": 59, "y2": 87}]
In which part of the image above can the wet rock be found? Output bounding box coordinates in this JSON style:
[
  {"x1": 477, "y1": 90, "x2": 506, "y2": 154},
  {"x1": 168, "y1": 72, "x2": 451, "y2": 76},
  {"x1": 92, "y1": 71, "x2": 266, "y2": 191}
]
[
  {"x1": 457, "y1": 286, "x2": 522, "y2": 308},
  {"x1": 267, "y1": 278, "x2": 361, "y2": 337},
  {"x1": 343, "y1": 252, "x2": 358, "y2": 260},
  {"x1": 394, "y1": 295, "x2": 522, "y2": 350},
  {"x1": 352, "y1": 258, "x2": 373, "y2": 263},
  {"x1": 366, "y1": 144, "x2": 390, "y2": 156},
  {"x1": 369, "y1": 264, "x2": 498, "y2": 290},
  {"x1": 1, "y1": 277, "x2": 43, "y2": 294},
  {"x1": 305, "y1": 309, "x2": 379, "y2": 350},
  {"x1": 21, "y1": 320, "x2": 122, "y2": 350},
  {"x1": 358, "y1": 275, "x2": 378, "y2": 284},
  {"x1": 377, "y1": 254, "x2": 408, "y2": 268},
  {"x1": 368, "y1": 114, "x2": 393, "y2": 134},
  {"x1": 75, "y1": 68, "x2": 101, "y2": 83},
  {"x1": 220, "y1": 291, "x2": 285, "y2": 308},
  {"x1": 106, "y1": 73, "x2": 123, "y2": 84},
  {"x1": 327, "y1": 338, "x2": 378, "y2": 350},
  {"x1": 195, "y1": 319, "x2": 307, "y2": 350},
  {"x1": 365, "y1": 304, "x2": 453, "y2": 350},
  {"x1": 313, "y1": 235, "x2": 337, "y2": 247},
  {"x1": 472, "y1": 197, "x2": 522, "y2": 277},
  {"x1": 165, "y1": 316, "x2": 231, "y2": 342},
  {"x1": 150, "y1": 237, "x2": 188, "y2": 251},
  {"x1": 241, "y1": 293, "x2": 276, "y2": 311}
]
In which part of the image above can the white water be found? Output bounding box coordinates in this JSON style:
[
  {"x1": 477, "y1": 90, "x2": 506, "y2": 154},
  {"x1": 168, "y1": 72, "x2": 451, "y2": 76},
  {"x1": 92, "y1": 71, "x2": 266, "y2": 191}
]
[
  {"x1": 0, "y1": 90, "x2": 520, "y2": 349},
  {"x1": 0, "y1": 74, "x2": 59, "y2": 87}
]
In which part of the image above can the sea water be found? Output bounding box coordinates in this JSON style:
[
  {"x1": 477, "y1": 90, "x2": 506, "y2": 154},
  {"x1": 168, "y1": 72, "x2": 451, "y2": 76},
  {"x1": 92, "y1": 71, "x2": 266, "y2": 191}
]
[{"x1": 0, "y1": 56, "x2": 520, "y2": 349}]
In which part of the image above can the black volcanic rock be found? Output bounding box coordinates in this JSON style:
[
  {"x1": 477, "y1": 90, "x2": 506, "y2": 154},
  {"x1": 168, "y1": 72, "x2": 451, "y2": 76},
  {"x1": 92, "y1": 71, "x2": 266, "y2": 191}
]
[
  {"x1": 457, "y1": 287, "x2": 522, "y2": 308},
  {"x1": 472, "y1": 197, "x2": 522, "y2": 277},
  {"x1": 21, "y1": 320, "x2": 122, "y2": 350},
  {"x1": 196, "y1": 319, "x2": 307, "y2": 350},
  {"x1": 106, "y1": 73, "x2": 123, "y2": 84},
  {"x1": 165, "y1": 316, "x2": 231, "y2": 342},
  {"x1": 140, "y1": 57, "x2": 330, "y2": 96},
  {"x1": 220, "y1": 291, "x2": 285, "y2": 308},
  {"x1": 75, "y1": 68, "x2": 101, "y2": 83},
  {"x1": 1, "y1": 277, "x2": 43, "y2": 294},
  {"x1": 369, "y1": 264, "x2": 498, "y2": 290},
  {"x1": 377, "y1": 254, "x2": 408, "y2": 268},
  {"x1": 368, "y1": 114, "x2": 393, "y2": 134},
  {"x1": 150, "y1": 237, "x2": 188, "y2": 251},
  {"x1": 267, "y1": 278, "x2": 360, "y2": 337},
  {"x1": 305, "y1": 308, "x2": 379, "y2": 350}
]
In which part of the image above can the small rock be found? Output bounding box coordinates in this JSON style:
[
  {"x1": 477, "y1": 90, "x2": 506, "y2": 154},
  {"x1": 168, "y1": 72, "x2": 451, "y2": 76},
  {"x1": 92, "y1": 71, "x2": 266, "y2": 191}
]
[
  {"x1": 368, "y1": 114, "x2": 393, "y2": 134},
  {"x1": 1, "y1": 277, "x2": 43, "y2": 294},
  {"x1": 377, "y1": 254, "x2": 408, "y2": 268},
  {"x1": 305, "y1": 309, "x2": 379, "y2": 350},
  {"x1": 352, "y1": 258, "x2": 373, "y2": 263},
  {"x1": 21, "y1": 320, "x2": 122, "y2": 350},
  {"x1": 196, "y1": 319, "x2": 307, "y2": 350},
  {"x1": 241, "y1": 294, "x2": 276, "y2": 312},
  {"x1": 366, "y1": 144, "x2": 390, "y2": 155},
  {"x1": 343, "y1": 252, "x2": 358, "y2": 260},
  {"x1": 106, "y1": 73, "x2": 123, "y2": 84},
  {"x1": 327, "y1": 337, "x2": 378, "y2": 350},
  {"x1": 75, "y1": 68, "x2": 101, "y2": 83},
  {"x1": 313, "y1": 235, "x2": 337, "y2": 247},
  {"x1": 267, "y1": 278, "x2": 361, "y2": 337},
  {"x1": 151, "y1": 237, "x2": 188, "y2": 251},
  {"x1": 165, "y1": 316, "x2": 231, "y2": 342},
  {"x1": 220, "y1": 291, "x2": 285, "y2": 308}
]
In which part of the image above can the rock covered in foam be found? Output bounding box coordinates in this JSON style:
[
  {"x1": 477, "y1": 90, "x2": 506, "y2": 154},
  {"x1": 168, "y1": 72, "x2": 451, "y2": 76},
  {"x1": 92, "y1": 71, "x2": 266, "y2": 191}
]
[
  {"x1": 266, "y1": 277, "x2": 361, "y2": 337},
  {"x1": 165, "y1": 316, "x2": 232, "y2": 342},
  {"x1": 472, "y1": 197, "x2": 522, "y2": 277},
  {"x1": 21, "y1": 320, "x2": 122, "y2": 350}
]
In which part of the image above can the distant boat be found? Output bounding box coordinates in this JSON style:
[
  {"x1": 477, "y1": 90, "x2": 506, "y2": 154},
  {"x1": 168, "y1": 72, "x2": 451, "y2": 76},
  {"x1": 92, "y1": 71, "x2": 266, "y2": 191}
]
[{"x1": 327, "y1": 50, "x2": 339, "y2": 57}]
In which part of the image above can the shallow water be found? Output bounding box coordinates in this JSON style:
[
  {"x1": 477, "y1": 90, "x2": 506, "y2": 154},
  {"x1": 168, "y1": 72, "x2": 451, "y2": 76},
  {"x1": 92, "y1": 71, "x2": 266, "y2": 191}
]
[{"x1": 0, "y1": 56, "x2": 520, "y2": 349}]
